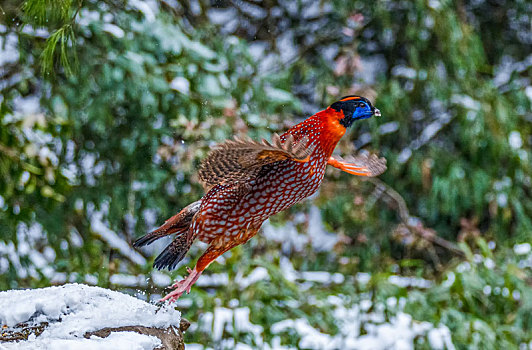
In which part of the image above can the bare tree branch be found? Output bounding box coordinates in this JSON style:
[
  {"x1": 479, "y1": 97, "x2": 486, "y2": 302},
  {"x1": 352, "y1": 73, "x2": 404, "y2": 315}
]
[{"x1": 367, "y1": 177, "x2": 465, "y2": 258}]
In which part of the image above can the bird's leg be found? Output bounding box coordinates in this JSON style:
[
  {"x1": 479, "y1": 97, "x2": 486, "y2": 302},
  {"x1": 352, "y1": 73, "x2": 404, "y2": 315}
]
[
  {"x1": 160, "y1": 241, "x2": 239, "y2": 303},
  {"x1": 160, "y1": 266, "x2": 202, "y2": 302},
  {"x1": 160, "y1": 226, "x2": 261, "y2": 303},
  {"x1": 327, "y1": 156, "x2": 370, "y2": 176}
]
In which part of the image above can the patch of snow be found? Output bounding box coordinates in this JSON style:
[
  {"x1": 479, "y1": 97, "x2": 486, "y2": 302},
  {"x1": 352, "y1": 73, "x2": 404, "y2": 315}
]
[
  {"x1": 262, "y1": 206, "x2": 339, "y2": 253},
  {"x1": 493, "y1": 177, "x2": 512, "y2": 191},
  {"x1": 262, "y1": 221, "x2": 307, "y2": 253},
  {"x1": 198, "y1": 307, "x2": 263, "y2": 345},
  {"x1": 456, "y1": 262, "x2": 471, "y2": 273},
  {"x1": 91, "y1": 211, "x2": 146, "y2": 266},
  {"x1": 181, "y1": 263, "x2": 452, "y2": 350},
  {"x1": 279, "y1": 257, "x2": 298, "y2": 282},
  {"x1": 307, "y1": 206, "x2": 339, "y2": 251},
  {"x1": 0, "y1": 33, "x2": 19, "y2": 66},
  {"x1": 195, "y1": 273, "x2": 229, "y2": 287},
  {"x1": 19, "y1": 26, "x2": 49, "y2": 38},
  {"x1": 69, "y1": 228, "x2": 84, "y2": 247},
  {"x1": 514, "y1": 243, "x2": 531, "y2": 255},
  {"x1": 391, "y1": 66, "x2": 417, "y2": 79},
  {"x1": 359, "y1": 55, "x2": 387, "y2": 84},
  {"x1": 48, "y1": 272, "x2": 99, "y2": 285},
  {"x1": 185, "y1": 344, "x2": 205, "y2": 350},
  {"x1": 356, "y1": 272, "x2": 371, "y2": 284},
  {"x1": 397, "y1": 148, "x2": 412, "y2": 164},
  {"x1": 451, "y1": 94, "x2": 481, "y2": 111},
  {"x1": 142, "y1": 208, "x2": 158, "y2": 230},
  {"x1": 78, "y1": 9, "x2": 101, "y2": 27},
  {"x1": 301, "y1": 0, "x2": 321, "y2": 18},
  {"x1": 237, "y1": 1, "x2": 267, "y2": 19},
  {"x1": 508, "y1": 131, "x2": 522, "y2": 149},
  {"x1": 13, "y1": 96, "x2": 41, "y2": 117},
  {"x1": 355, "y1": 132, "x2": 372, "y2": 149},
  {"x1": 428, "y1": 327, "x2": 454, "y2": 349},
  {"x1": 526, "y1": 86, "x2": 532, "y2": 102},
  {"x1": 38, "y1": 146, "x2": 59, "y2": 167},
  {"x1": 265, "y1": 87, "x2": 294, "y2": 103},
  {"x1": 170, "y1": 77, "x2": 190, "y2": 94},
  {"x1": 270, "y1": 300, "x2": 455, "y2": 350},
  {"x1": 428, "y1": 0, "x2": 441, "y2": 10},
  {"x1": 110, "y1": 274, "x2": 147, "y2": 287},
  {"x1": 208, "y1": 8, "x2": 238, "y2": 25},
  {"x1": 248, "y1": 42, "x2": 269, "y2": 61},
  {"x1": 493, "y1": 54, "x2": 532, "y2": 87},
  {"x1": 300, "y1": 271, "x2": 345, "y2": 284},
  {"x1": 277, "y1": 31, "x2": 298, "y2": 64},
  {"x1": 483, "y1": 285, "x2": 492, "y2": 295},
  {"x1": 399, "y1": 112, "x2": 453, "y2": 163},
  {"x1": 388, "y1": 276, "x2": 433, "y2": 289},
  {"x1": 129, "y1": 0, "x2": 158, "y2": 22},
  {"x1": 483, "y1": 258, "x2": 495, "y2": 270},
  {"x1": 236, "y1": 267, "x2": 270, "y2": 289},
  {"x1": 151, "y1": 272, "x2": 171, "y2": 287},
  {"x1": 272, "y1": 318, "x2": 333, "y2": 348},
  {"x1": 416, "y1": 114, "x2": 452, "y2": 147},
  {"x1": 102, "y1": 23, "x2": 125, "y2": 38},
  {"x1": 473, "y1": 254, "x2": 484, "y2": 264},
  {"x1": 7, "y1": 331, "x2": 162, "y2": 350},
  {"x1": 0, "y1": 284, "x2": 180, "y2": 349},
  {"x1": 378, "y1": 122, "x2": 399, "y2": 135},
  {"x1": 0, "y1": 222, "x2": 59, "y2": 281},
  {"x1": 497, "y1": 193, "x2": 508, "y2": 207}
]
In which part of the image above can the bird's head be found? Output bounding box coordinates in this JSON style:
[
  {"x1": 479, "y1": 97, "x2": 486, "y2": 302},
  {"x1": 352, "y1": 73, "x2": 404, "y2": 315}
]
[{"x1": 330, "y1": 95, "x2": 381, "y2": 128}]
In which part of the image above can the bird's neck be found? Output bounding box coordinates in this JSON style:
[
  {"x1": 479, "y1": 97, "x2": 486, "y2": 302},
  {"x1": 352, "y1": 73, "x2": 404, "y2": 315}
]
[{"x1": 286, "y1": 108, "x2": 346, "y2": 158}]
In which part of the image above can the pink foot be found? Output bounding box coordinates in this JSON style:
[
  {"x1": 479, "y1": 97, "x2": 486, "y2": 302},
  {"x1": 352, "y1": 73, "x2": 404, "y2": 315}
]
[{"x1": 160, "y1": 267, "x2": 202, "y2": 303}]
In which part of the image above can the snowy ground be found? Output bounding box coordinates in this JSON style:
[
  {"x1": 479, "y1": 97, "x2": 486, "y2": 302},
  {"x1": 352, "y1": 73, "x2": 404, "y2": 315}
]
[{"x1": 0, "y1": 284, "x2": 181, "y2": 350}]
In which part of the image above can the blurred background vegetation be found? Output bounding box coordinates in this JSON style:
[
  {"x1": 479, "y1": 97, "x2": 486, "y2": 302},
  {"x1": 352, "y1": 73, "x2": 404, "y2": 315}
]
[{"x1": 0, "y1": 0, "x2": 531, "y2": 349}]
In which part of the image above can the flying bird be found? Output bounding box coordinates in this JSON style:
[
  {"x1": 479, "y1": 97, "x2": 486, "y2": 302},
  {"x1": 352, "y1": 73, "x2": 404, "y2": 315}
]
[{"x1": 134, "y1": 96, "x2": 386, "y2": 302}]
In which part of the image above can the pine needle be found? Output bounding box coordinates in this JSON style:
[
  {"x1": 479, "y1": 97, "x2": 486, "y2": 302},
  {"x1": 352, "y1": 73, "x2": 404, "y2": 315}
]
[{"x1": 22, "y1": 0, "x2": 73, "y2": 25}]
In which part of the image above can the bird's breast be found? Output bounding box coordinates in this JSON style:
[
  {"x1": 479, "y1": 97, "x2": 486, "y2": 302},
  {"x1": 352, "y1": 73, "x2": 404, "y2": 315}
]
[{"x1": 238, "y1": 152, "x2": 328, "y2": 219}]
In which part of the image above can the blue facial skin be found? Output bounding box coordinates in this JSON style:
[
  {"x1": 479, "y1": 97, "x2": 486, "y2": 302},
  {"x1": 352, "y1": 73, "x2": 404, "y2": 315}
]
[
  {"x1": 331, "y1": 96, "x2": 381, "y2": 128},
  {"x1": 352, "y1": 102, "x2": 374, "y2": 121}
]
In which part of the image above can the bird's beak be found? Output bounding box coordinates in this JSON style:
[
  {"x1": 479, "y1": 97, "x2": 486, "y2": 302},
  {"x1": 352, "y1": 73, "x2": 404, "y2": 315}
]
[{"x1": 374, "y1": 108, "x2": 381, "y2": 117}]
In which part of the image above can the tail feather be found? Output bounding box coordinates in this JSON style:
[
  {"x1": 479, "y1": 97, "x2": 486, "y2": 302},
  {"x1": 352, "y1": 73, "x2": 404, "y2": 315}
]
[
  {"x1": 133, "y1": 200, "x2": 201, "y2": 248},
  {"x1": 153, "y1": 233, "x2": 193, "y2": 270},
  {"x1": 133, "y1": 225, "x2": 185, "y2": 248}
]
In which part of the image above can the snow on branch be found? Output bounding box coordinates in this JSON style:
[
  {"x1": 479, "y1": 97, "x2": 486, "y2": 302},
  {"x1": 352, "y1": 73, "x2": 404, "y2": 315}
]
[{"x1": 91, "y1": 212, "x2": 146, "y2": 266}]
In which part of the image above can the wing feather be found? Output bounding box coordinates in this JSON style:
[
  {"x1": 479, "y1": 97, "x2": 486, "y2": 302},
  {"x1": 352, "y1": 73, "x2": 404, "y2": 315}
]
[
  {"x1": 336, "y1": 153, "x2": 387, "y2": 177},
  {"x1": 198, "y1": 133, "x2": 315, "y2": 190}
]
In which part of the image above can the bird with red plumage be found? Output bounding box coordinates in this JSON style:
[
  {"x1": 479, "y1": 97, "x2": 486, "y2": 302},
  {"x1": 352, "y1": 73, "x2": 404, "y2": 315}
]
[{"x1": 133, "y1": 95, "x2": 386, "y2": 302}]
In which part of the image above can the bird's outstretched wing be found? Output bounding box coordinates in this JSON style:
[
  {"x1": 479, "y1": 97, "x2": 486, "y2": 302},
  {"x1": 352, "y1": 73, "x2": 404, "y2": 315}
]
[
  {"x1": 328, "y1": 153, "x2": 387, "y2": 177},
  {"x1": 198, "y1": 133, "x2": 315, "y2": 190}
]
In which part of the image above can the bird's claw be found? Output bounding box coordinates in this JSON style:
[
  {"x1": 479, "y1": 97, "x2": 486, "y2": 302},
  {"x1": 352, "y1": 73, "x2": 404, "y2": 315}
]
[
  {"x1": 170, "y1": 267, "x2": 193, "y2": 288},
  {"x1": 171, "y1": 279, "x2": 186, "y2": 289},
  {"x1": 161, "y1": 267, "x2": 201, "y2": 303}
]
